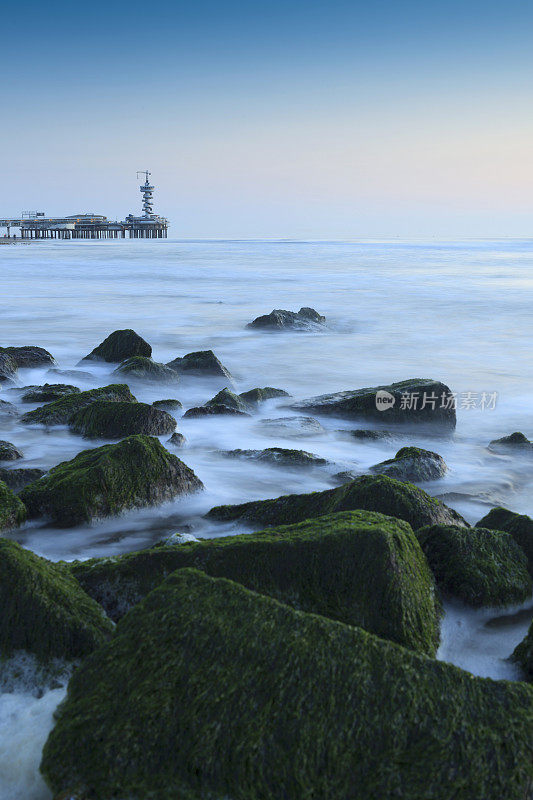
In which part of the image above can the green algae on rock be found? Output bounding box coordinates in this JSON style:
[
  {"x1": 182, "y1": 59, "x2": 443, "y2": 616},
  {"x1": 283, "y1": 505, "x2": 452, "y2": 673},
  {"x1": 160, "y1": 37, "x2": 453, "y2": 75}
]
[
  {"x1": 70, "y1": 401, "x2": 176, "y2": 439},
  {"x1": 205, "y1": 387, "x2": 251, "y2": 413},
  {"x1": 219, "y1": 447, "x2": 329, "y2": 467},
  {"x1": 1, "y1": 345, "x2": 55, "y2": 368},
  {"x1": 22, "y1": 384, "x2": 81, "y2": 403},
  {"x1": 152, "y1": 399, "x2": 182, "y2": 411},
  {"x1": 70, "y1": 510, "x2": 439, "y2": 654},
  {"x1": 238, "y1": 387, "x2": 290, "y2": 406},
  {"x1": 0, "y1": 479, "x2": 26, "y2": 530},
  {"x1": 0, "y1": 351, "x2": 18, "y2": 383},
  {"x1": 113, "y1": 356, "x2": 178, "y2": 383},
  {"x1": 476, "y1": 506, "x2": 533, "y2": 576},
  {"x1": 82, "y1": 329, "x2": 152, "y2": 363},
  {"x1": 513, "y1": 621, "x2": 533, "y2": 681},
  {"x1": 0, "y1": 539, "x2": 113, "y2": 661},
  {"x1": 415, "y1": 524, "x2": 531, "y2": 606},
  {"x1": 166, "y1": 349, "x2": 233, "y2": 381},
  {"x1": 371, "y1": 446, "x2": 447, "y2": 482},
  {"x1": 41, "y1": 568, "x2": 533, "y2": 800},
  {"x1": 19, "y1": 435, "x2": 203, "y2": 527},
  {"x1": 207, "y1": 474, "x2": 468, "y2": 530},
  {"x1": 0, "y1": 440, "x2": 23, "y2": 461},
  {"x1": 0, "y1": 467, "x2": 46, "y2": 492},
  {"x1": 21, "y1": 384, "x2": 137, "y2": 426}
]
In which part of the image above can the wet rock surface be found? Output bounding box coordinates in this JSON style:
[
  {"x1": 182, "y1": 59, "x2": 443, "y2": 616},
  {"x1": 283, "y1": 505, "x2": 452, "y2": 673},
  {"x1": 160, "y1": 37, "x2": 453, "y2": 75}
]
[
  {"x1": 82, "y1": 329, "x2": 152, "y2": 363},
  {"x1": 247, "y1": 306, "x2": 326, "y2": 330}
]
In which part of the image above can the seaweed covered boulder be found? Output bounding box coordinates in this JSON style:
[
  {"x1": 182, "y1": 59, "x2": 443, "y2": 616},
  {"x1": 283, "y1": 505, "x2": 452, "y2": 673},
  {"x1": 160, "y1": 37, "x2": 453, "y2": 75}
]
[
  {"x1": 152, "y1": 399, "x2": 182, "y2": 412},
  {"x1": 22, "y1": 384, "x2": 81, "y2": 403},
  {"x1": 0, "y1": 480, "x2": 26, "y2": 530},
  {"x1": 19, "y1": 435, "x2": 203, "y2": 527},
  {"x1": 41, "y1": 568, "x2": 533, "y2": 800},
  {"x1": 488, "y1": 431, "x2": 533, "y2": 453},
  {"x1": 415, "y1": 524, "x2": 531, "y2": 606},
  {"x1": 247, "y1": 306, "x2": 326, "y2": 330},
  {"x1": 220, "y1": 447, "x2": 329, "y2": 467},
  {"x1": 114, "y1": 357, "x2": 178, "y2": 384},
  {"x1": 70, "y1": 510, "x2": 439, "y2": 654},
  {"x1": 208, "y1": 474, "x2": 467, "y2": 530},
  {"x1": 0, "y1": 440, "x2": 23, "y2": 461},
  {"x1": 239, "y1": 387, "x2": 290, "y2": 406},
  {"x1": 166, "y1": 350, "x2": 233, "y2": 381},
  {"x1": 205, "y1": 387, "x2": 251, "y2": 413},
  {"x1": 290, "y1": 378, "x2": 457, "y2": 428},
  {"x1": 476, "y1": 506, "x2": 533, "y2": 576},
  {"x1": 0, "y1": 351, "x2": 18, "y2": 383},
  {"x1": 167, "y1": 432, "x2": 186, "y2": 447},
  {"x1": 0, "y1": 467, "x2": 46, "y2": 492},
  {"x1": 513, "y1": 622, "x2": 533, "y2": 681},
  {"x1": 21, "y1": 384, "x2": 136, "y2": 426},
  {"x1": 1, "y1": 345, "x2": 55, "y2": 368},
  {"x1": 371, "y1": 446, "x2": 447, "y2": 482},
  {"x1": 82, "y1": 329, "x2": 152, "y2": 363},
  {"x1": 70, "y1": 401, "x2": 176, "y2": 439},
  {"x1": 184, "y1": 405, "x2": 250, "y2": 418},
  {"x1": 0, "y1": 539, "x2": 112, "y2": 661}
]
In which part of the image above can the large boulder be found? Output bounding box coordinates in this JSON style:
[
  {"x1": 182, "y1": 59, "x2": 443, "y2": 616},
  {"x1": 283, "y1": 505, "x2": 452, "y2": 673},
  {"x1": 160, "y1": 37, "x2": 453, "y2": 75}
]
[
  {"x1": 415, "y1": 525, "x2": 531, "y2": 607},
  {"x1": 0, "y1": 351, "x2": 18, "y2": 383},
  {"x1": 0, "y1": 480, "x2": 26, "y2": 530},
  {"x1": 488, "y1": 431, "x2": 533, "y2": 453},
  {"x1": 220, "y1": 447, "x2": 329, "y2": 467},
  {"x1": 207, "y1": 474, "x2": 468, "y2": 531},
  {"x1": 247, "y1": 306, "x2": 326, "y2": 330},
  {"x1": 476, "y1": 506, "x2": 533, "y2": 576},
  {"x1": 239, "y1": 387, "x2": 290, "y2": 406},
  {"x1": 0, "y1": 467, "x2": 46, "y2": 492},
  {"x1": 290, "y1": 378, "x2": 457, "y2": 428},
  {"x1": 513, "y1": 623, "x2": 533, "y2": 681},
  {"x1": 371, "y1": 446, "x2": 447, "y2": 481},
  {"x1": 41, "y1": 568, "x2": 533, "y2": 800},
  {"x1": 166, "y1": 350, "x2": 232, "y2": 381},
  {"x1": 205, "y1": 387, "x2": 251, "y2": 413},
  {"x1": 19, "y1": 435, "x2": 203, "y2": 527},
  {"x1": 0, "y1": 539, "x2": 112, "y2": 661},
  {"x1": 183, "y1": 405, "x2": 250, "y2": 418},
  {"x1": 21, "y1": 384, "x2": 136, "y2": 426},
  {"x1": 82, "y1": 329, "x2": 152, "y2": 362},
  {"x1": 70, "y1": 401, "x2": 176, "y2": 439},
  {"x1": 0, "y1": 345, "x2": 55, "y2": 368},
  {"x1": 114, "y1": 357, "x2": 178, "y2": 383},
  {"x1": 22, "y1": 384, "x2": 81, "y2": 403},
  {"x1": 152, "y1": 399, "x2": 182, "y2": 412},
  {"x1": 0, "y1": 440, "x2": 23, "y2": 461},
  {"x1": 70, "y1": 510, "x2": 439, "y2": 654}
]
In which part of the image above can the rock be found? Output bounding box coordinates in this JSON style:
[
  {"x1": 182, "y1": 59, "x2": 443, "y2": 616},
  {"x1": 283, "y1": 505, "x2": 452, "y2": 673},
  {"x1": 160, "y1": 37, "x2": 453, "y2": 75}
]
[
  {"x1": 513, "y1": 622, "x2": 533, "y2": 681},
  {"x1": 332, "y1": 469, "x2": 364, "y2": 484},
  {"x1": 82, "y1": 329, "x2": 152, "y2": 363},
  {"x1": 0, "y1": 440, "x2": 23, "y2": 461},
  {"x1": 205, "y1": 387, "x2": 251, "y2": 413},
  {"x1": 166, "y1": 349, "x2": 233, "y2": 381},
  {"x1": 258, "y1": 416, "x2": 325, "y2": 437},
  {"x1": 70, "y1": 401, "x2": 177, "y2": 439},
  {"x1": 0, "y1": 539, "x2": 112, "y2": 661},
  {"x1": 476, "y1": 507, "x2": 533, "y2": 576},
  {"x1": 21, "y1": 384, "x2": 136, "y2": 426},
  {"x1": 22, "y1": 384, "x2": 81, "y2": 403},
  {"x1": 371, "y1": 446, "x2": 448, "y2": 482},
  {"x1": 0, "y1": 467, "x2": 46, "y2": 492},
  {"x1": 19, "y1": 435, "x2": 203, "y2": 527},
  {"x1": 167, "y1": 432, "x2": 186, "y2": 447},
  {"x1": 239, "y1": 387, "x2": 290, "y2": 406},
  {"x1": 0, "y1": 480, "x2": 26, "y2": 530},
  {"x1": 162, "y1": 532, "x2": 199, "y2": 545},
  {"x1": 488, "y1": 432, "x2": 533, "y2": 453},
  {"x1": 48, "y1": 368, "x2": 95, "y2": 381},
  {"x1": 220, "y1": 447, "x2": 329, "y2": 467},
  {"x1": 415, "y1": 525, "x2": 532, "y2": 607},
  {"x1": 41, "y1": 568, "x2": 533, "y2": 800},
  {"x1": 207, "y1": 474, "x2": 468, "y2": 530},
  {"x1": 340, "y1": 428, "x2": 394, "y2": 441},
  {"x1": 290, "y1": 378, "x2": 457, "y2": 428},
  {"x1": 70, "y1": 510, "x2": 439, "y2": 653},
  {"x1": 152, "y1": 399, "x2": 182, "y2": 411},
  {"x1": 0, "y1": 351, "x2": 18, "y2": 383},
  {"x1": 247, "y1": 306, "x2": 326, "y2": 330},
  {"x1": 113, "y1": 356, "x2": 178, "y2": 383},
  {"x1": 183, "y1": 404, "x2": 250, "y2": 418},
  {"x1": 0, "y1": 399, "x2": 19, "y2": 419},
  {"x1": 0, "y1": 345, "x2": 55, "y2": 368}
]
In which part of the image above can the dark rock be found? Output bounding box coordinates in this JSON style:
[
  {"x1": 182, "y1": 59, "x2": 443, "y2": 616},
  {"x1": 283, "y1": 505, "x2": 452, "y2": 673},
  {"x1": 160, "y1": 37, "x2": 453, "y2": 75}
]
[
  {"x1": 19, "y1": 435, "x2": 203, "y2": 527},
  {"x1": 152, "y1": 399, "x2": 182, "y2": 411},
  {"x1": 220, "y1": 447, "x2": 329, "y2": 467},
  {"x1": 0, "y1": 352, "x2": 18, "y2": 383},
  {"x1": 82, "y1": 329, "x2": 152, "y2": 363},
  {"x1": 113, "y1": 356, "x2": 178, "y2": 383},
  {"x1": 488, "y1": 432, "x2": 533, "y2": 453},
  {"x1": 22, "y1": 384, "x2": 81, "y2": 403},
  {"x1": 0, "y1": 468, "x2": 46, "y2": 492},
  {"x1": 167, "y1": 432, "x2": 186, "y2": 447},
  {"x1": 41, "y1": 568, "x2": 533, "y2": 800},
  {"x1": 207, "y1": 474, "x2": 468, "y2": 530},
  {"x1": 166, "y1": 349, "x2": 232, "y2": 381},
  {"x1": 239, "y1": 387, "x2": 290, "y2": 406},
  {"x1": 332, "y1": 469, "x2": 364, "y2": 484},
  {"x1": 0, "y1": 345, "x2": 55, "y2": 368},
  {"x1": 371, "y1": 446, "x2": 447, "y2": 482},
  {"x1": 476, "y1": 507, "x2": 533, "y2": 576},
  {"x1": 0, "y1": 440, "x2": 23, "y2": 461},
  {"x1": 416, "y1": 524, "x2": 531, "y2": 607},
  {"x1": 21, "y1": 384, "x2": 136, "y2": 426},
  {"x1": 0, "y1": 400, "x2": 19, "y2": 419},
  {"x1": 290, "y1": 378, "x2": 457, "y2": 428},
  {"x1": 0, "y1": 480, "x2": 26, "y2": 530},
  {"x1": 70, "y1": 401, "x2": 176, "y2": 439},
  {"x1": 258, "y1": 416, "x2": 325, "y2": 436},
  {"x1": 340, "y1": 428, "x2": 394, "y2": 441},
  {"x1": 183, "y1": 404, "x2": 250, "y2": 418},
  {"x1": 247, "y1": 306, "x2": 326, "y2": 330},
  {"x1": 513, "y1": 622, "x2": 533, "y2": 680},
  {"x1": 48, "y1": 368, "x2": 95, "y2": 381},
  {"x1": 206, "y1": 387, "x2": 251, "y2": 413}
]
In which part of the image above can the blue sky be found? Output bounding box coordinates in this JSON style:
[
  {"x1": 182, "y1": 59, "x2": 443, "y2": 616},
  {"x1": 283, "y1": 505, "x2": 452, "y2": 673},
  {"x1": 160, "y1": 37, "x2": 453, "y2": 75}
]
[{"x1": 2, "y1": 0, "x2": 533, "y2": 237}]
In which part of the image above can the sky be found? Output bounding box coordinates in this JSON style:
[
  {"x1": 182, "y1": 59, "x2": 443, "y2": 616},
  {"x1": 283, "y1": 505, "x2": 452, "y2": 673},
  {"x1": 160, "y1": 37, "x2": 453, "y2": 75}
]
[{"x1": 2, "y1": 0, "x2": 533, "y2": 238}]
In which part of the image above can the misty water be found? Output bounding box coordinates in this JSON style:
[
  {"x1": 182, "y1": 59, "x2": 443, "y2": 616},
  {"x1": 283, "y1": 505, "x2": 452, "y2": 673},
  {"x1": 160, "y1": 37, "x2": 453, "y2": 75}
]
[{"x1": 1, "y1": 238, "x2": 533, "y2": 798}]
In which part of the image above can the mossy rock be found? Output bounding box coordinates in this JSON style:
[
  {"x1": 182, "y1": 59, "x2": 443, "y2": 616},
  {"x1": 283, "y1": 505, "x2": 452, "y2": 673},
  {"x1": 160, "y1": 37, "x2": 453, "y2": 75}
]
[
  {"x1": 166, "y1": 349, "x2": 232, "y2": 381},
  {"x1": 21, "y1": 384, "x2": 137, "y2": 426},
  {"x1": 220, "y1": 447, "x2": 329, "y2": 467},
  {"x1": 0, "y1": 479, "x2": 26, "y2": 530},
  {"x1": 1, "y1": 345, "x2": 55, "y2": 368},
  {"x1": 258, "y1": 415, "x2": 325, "y2": 436},
  {"x1": 0, "y1": 440, "x2": 23, "y2": 461},
  {"x1": 207, "y1": 474, "x2": 467, "y2": 530},
  {"x1": 19, "y1": 435, "x2": 203, "y2": 527},
  {"x1": 152, "y1": 399, "x2": 182, "y2": 411},
  {"x1": 239, "y1": 386, "x2": 290, "y2": 406},
  {"x1": 0, "y1": 467, "x2": 46, "y2": 492},
  {"x1": 0, "y1": 351, "x2": 18, "y2": 382},
  {"x1": 205, "y1": 387, "x2": 250, "y2": 413},
  {"x1": 41, "y1": 568, "x2": 533, "y2": 800},
  {"x1": 22, "y1": 384, "x2": 81, "y2": 403},
  {"x1": 247, "y1": 306, "x2": 325, "y2": 329},
  {"x1": 513, "y1": 621, "x2": 533, "y2": 681},
  {"x1": 82, "y1": 329, "x2": 151, "y2": 363},
  {"x1": 184, "y1": 404, "x2": 250, "y2": 418},
  {"x1": 70, "y1": 510, "x2": 439, "y2": 654},
  {"x1": 415, "y1": 524, "x2": 531, "y2": 606},
  {"x1": 488, "y1": 432, "x2": 533, "y2": 452},
  {"x1": 476, "y1": 506, "x2": 533, "y2": 576},
  {"x1": 70, "y1": 401, "x2": 176, "y2": 439},
  {"x1": 114, "y1": 356, "x2": 178, "y2": 383},
  {"x1": 167, "y1": 432, "x2": 186, "y2": 447},
  {"x1": 0, "y1": 539, "x2": 112, "y2": 661},
  {"x1": 371, "y1": 446, "x2": 447, "y2": 482},
  {"x1": 290, "y1": 378, "x2": 457, "y2": 428}
]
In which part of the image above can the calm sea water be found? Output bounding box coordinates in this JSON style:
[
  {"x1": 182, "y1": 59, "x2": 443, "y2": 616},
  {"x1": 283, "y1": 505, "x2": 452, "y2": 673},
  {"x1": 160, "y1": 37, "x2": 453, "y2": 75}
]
[{"x1": 1, "y1": 238, "x2": 533, "y2": 798}]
